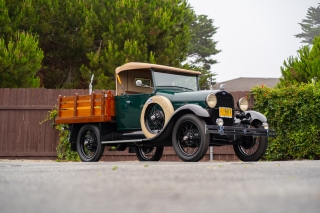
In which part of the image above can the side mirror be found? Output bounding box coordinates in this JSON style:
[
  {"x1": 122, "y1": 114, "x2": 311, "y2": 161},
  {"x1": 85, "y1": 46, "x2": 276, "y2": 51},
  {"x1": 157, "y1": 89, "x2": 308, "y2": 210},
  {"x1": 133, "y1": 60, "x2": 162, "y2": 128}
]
[{"x1": 135, "y1": 80, "x2": 142, "y2": 87}]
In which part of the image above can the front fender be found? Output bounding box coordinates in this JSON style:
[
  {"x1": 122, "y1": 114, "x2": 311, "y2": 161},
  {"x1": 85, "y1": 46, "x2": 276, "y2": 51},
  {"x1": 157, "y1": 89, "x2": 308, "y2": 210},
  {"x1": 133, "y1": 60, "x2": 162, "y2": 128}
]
[
  {"x1": 173, "y1": 104, "x2": 210, "y2": 117},
  {"x1": 246, "y1": 110, "x2": 267, "y2": 124},
  {"x1": 145, "y1": 104, "x2": 209, "y2": 143}
]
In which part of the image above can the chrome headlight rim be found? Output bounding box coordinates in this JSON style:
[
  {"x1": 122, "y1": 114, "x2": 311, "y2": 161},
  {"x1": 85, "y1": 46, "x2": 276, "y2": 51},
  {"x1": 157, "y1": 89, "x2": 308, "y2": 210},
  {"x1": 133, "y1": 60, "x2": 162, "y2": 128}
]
[
  {"x1": 206, "y1": 93, "x2": 217, "y2": 108},
  {"x1": 237, "y1": 97, "x2": 249, "y2": 111}
]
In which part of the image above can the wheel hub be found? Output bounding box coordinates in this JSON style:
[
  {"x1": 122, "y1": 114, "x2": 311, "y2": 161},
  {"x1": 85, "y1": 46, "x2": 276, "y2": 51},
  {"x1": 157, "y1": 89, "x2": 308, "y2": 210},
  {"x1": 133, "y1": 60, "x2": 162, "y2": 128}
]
[
  {"x1": 84, "y1": 135, "x2": 96, "y2": 151},
  {"x1": 142, "y1": 147, "x2": 153, "y2": 154},
  {"x1": 183, "y1": 130, "x2": 199, "y2": 146},
  {"x1": 240, "y1": 136, "x2": 255, "y2": 149},
  {"x1": 150, "y1": 110, "x2": 164, "y2": 125}
]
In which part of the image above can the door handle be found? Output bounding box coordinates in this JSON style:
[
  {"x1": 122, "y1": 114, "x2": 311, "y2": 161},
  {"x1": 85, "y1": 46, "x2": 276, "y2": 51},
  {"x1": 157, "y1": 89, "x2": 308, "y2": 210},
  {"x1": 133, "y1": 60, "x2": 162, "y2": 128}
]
[{"x1": 126, "y1": 100, "x2": 131, "y2": 104}]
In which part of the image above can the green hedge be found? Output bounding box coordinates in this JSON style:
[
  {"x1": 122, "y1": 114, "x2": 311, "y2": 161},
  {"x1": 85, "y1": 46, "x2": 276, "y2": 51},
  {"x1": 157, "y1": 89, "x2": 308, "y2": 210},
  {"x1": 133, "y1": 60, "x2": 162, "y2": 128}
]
[{"x1": 251, "y1": 83, "x2": 320, "y2": 160}]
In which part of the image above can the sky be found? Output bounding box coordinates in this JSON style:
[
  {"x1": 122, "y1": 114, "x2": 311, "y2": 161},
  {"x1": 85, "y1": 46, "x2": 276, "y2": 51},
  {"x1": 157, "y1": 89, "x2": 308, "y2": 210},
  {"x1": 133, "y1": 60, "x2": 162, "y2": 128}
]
[{"x1": 187, "y1": 0, "x2": 319, "y2": 83}]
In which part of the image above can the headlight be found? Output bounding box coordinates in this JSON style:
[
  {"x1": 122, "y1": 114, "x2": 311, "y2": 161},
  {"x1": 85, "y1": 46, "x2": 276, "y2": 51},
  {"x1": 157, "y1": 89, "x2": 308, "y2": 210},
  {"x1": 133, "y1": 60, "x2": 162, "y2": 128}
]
[
  {"x1": 206, "y1": 94, "x2": 217, "y2": 108},
  {"x1": 237, "y1": 97, "x2": 249, "y2": 111},
  {"x1": 216, "y1": 118, "x2": 224, "y2": 126},
  {"x1": 262, "y1": 122, "x2": 269, "y2": 130}
]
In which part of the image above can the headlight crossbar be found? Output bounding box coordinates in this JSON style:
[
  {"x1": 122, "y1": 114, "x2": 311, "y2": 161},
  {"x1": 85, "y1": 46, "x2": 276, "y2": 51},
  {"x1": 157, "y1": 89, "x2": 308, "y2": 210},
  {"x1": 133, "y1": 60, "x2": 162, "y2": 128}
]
[{"x1": 205, "y1": 125, "x2": 276, "y2": 137}]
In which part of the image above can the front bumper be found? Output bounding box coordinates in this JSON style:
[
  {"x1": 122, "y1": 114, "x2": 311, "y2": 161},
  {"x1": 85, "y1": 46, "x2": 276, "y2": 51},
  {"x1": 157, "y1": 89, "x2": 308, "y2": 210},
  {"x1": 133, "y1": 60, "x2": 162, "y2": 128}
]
[{"x1": 205, "y1": 125, "x2": 276, "y2": 137}]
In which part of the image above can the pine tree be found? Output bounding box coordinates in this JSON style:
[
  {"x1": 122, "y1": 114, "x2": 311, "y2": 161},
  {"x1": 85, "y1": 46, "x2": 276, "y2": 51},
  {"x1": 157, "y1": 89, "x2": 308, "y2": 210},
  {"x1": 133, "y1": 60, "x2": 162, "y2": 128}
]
[
  {"x1": 279, "y1": 36, "x2": 320, "y2": 87},
  {"x1": 0, "y1": 32, "x2": 44, "y2": 88},
  {"x1": 295, "y1": 4, "x2": 320, "y2": 45},
  {"x1": 187, "y1": 14, "x2": 220, "y2": 89}
]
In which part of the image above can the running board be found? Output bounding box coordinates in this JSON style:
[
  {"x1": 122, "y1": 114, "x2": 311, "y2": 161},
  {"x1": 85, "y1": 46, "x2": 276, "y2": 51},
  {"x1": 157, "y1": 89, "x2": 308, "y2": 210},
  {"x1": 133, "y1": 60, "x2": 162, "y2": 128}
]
[{"x1": 101, "y1": 139, "x2": 145, "y2": 144}]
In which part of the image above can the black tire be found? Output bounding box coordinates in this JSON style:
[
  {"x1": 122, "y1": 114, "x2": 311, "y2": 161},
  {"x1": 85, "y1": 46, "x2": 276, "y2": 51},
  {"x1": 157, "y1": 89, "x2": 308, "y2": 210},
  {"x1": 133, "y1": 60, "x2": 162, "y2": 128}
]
[
  {"x1": 135, "y1": 147, "x2": 164, "y2": 161},
  {"x1": 172, "y1": 114, "x2": 209, "y2": 162},
  {"x1": 233, "y1": 122, "x2": 268, "y2": 161},
  {"x1": 77, "y1": 125, "x2": 104, "y2": 162}
]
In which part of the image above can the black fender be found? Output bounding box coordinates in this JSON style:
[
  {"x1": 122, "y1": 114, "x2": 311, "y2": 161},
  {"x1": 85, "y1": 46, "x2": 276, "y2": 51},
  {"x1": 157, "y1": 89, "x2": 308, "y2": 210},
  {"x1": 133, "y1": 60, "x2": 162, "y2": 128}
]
[
  {"x1": 246, "y1": 110, "x2": 267, "y2": 124},
  {"x1": 145, "y1": 104, "x2": 209, "y2": 144},
  {"x1": 235, "y1": 110, "x2": 267, "y2": 125},
  {"x1": 68, "y1": 124, "x2": 82, "y2": 151},
  {"x1": 173, "y1": 104, "x2": 210, "y2": 117}
]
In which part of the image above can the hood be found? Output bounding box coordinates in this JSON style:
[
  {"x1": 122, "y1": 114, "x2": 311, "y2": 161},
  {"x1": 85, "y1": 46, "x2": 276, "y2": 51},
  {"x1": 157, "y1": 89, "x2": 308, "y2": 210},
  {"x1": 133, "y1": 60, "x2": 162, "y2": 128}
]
[
  {"x1": 156, "y1": 90, "x2": 220, "y2": 109},
  {"x1": 172, "y1": 90, "x2": 216, "y2": 102}
]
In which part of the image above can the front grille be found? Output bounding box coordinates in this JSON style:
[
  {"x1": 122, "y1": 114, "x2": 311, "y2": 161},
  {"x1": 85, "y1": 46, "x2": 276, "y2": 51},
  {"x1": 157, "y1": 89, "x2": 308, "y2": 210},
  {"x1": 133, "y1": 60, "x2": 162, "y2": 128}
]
[
  {"x1": 217, "y1": 97, "x2": 233, "y2": 108},
  {"x1": 211, "y1": 92, "x2": 234, "y2": 126}
]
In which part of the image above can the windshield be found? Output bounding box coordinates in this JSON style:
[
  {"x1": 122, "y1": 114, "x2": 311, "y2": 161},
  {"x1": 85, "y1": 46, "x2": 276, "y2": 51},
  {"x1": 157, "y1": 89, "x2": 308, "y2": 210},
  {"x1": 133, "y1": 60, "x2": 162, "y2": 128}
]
[{"x1": 153, "y1": 71, "x2": 198, "y2": 91}]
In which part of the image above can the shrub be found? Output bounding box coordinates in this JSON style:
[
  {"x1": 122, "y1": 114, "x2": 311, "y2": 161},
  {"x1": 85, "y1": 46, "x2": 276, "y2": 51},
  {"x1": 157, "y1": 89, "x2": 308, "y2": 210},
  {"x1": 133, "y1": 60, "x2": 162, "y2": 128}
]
[
  {"x1": 40, "y1": 109, "x2": 80, "y2": 162},
  {"x1": 251, "y1": 83, "x2": 320, "y2": 160}
]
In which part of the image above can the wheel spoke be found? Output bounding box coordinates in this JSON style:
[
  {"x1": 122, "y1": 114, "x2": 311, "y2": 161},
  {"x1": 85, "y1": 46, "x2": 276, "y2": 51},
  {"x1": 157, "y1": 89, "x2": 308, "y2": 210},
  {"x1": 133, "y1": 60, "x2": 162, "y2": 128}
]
[
  {"x1": 238, "y1": 129, "x2": 262, "y2": 156},
  {"x1": 139, "y1": 147, "x2": 155, "y2": 160}
]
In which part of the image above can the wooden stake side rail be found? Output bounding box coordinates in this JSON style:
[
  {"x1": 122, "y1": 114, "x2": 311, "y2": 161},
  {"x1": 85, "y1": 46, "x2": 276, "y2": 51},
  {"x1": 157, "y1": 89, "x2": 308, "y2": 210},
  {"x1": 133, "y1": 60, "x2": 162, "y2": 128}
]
[{"x1": 55, "y1": 90, "x2": 115, "y2": 124}]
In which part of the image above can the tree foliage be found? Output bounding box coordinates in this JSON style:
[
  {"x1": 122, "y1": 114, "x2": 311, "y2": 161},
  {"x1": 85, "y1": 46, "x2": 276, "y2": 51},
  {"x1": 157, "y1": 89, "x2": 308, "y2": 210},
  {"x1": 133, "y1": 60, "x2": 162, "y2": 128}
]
[
  {"x1": 0, "y1": 32, "x2": 43, "y2": 88},
  {"x1": 278, "y1": 36, "x2": 320, "y2": 87},
  {"x1": 188, "y1": 14, "x2": 220, "y2": 68},
  {"x1": 187, "y1": 14, "x2": 220, "y2": 89},
  {"x1": 81, "y1": 0, "x2": 194, "y2": 89},
  {"x1": 295, "y1": 3, "x2": 320, "y2": 45},
  {"x1": 1, "y1": 0, "x2": 220, "y2": 89},
  {"x1": 1, "y1": 0, "x2": 196, "y2": 89}
]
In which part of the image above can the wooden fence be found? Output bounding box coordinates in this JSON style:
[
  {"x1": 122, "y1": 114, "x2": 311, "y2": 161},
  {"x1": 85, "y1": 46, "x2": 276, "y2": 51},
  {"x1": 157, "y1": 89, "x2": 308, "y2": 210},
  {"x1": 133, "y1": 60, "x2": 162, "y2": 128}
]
[{"x1": 0, "y1": 88, "x2": 252, "y2": 161}]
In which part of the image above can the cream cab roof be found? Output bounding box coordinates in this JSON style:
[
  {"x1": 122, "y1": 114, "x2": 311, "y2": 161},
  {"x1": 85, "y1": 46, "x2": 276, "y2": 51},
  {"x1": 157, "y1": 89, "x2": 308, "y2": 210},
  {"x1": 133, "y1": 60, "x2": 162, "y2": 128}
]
[{"x1": 115, "y1": 62, "x2": 201, "y2": 75}]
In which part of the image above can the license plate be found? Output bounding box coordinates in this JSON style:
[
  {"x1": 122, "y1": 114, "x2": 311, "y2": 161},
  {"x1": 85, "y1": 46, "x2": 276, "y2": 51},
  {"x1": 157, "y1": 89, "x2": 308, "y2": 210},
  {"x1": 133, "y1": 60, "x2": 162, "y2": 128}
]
[{"x1": 219, "y1": 107, "x2": 232, "y2": 118}]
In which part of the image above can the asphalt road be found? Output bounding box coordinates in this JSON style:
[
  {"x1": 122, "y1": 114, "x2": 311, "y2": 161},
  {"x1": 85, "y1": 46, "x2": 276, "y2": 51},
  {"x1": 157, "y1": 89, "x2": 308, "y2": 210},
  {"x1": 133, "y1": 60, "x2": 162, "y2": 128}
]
[{"x1": 0, "y1": 160, "x2": 320, "y2": 213}]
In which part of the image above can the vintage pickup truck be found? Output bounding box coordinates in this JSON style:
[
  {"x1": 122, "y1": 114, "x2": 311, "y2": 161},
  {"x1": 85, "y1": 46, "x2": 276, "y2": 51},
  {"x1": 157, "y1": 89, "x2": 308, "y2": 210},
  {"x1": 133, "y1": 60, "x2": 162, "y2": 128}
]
[{"x1": 55, "y1": 62, "x2": 275, "y2": 162}]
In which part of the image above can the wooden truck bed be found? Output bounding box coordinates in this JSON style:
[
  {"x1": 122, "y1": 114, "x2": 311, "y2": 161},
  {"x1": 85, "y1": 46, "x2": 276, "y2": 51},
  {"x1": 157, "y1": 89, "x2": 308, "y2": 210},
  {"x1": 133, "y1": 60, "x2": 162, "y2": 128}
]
[{"x1": 55, "y1": 90, "x2": 115, "y2": 124}]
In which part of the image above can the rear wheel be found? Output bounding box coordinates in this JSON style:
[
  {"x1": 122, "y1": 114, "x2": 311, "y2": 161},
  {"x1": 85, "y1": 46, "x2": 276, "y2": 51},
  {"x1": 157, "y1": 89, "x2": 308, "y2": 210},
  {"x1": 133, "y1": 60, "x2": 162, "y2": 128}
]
[
  {"x1": 77, "y1": 125, "x2": 104, "y2": 162},
  {"x1": 233, "y1": 122, "x2": 268, "y2": 161},
  {"x1": 172, "y1": 114, "x2": 209, "y2": 162},
  {"x1": 135, "y1": 147, "x2": 164, "y2": 161}
]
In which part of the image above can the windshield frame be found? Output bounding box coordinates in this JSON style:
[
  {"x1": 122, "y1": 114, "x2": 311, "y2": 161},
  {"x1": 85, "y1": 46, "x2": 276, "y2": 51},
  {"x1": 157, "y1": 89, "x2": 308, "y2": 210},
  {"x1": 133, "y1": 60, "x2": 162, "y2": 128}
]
[{"x1": 151, "y1": 69, "x2": 199, "y2": 92}]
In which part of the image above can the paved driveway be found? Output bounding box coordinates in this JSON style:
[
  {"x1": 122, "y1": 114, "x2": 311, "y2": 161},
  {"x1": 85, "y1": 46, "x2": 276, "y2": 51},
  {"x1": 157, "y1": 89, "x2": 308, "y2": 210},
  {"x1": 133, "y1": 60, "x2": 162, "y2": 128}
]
[{"x1": 1, "y1": 160, "x2": 320, "y2": 213}]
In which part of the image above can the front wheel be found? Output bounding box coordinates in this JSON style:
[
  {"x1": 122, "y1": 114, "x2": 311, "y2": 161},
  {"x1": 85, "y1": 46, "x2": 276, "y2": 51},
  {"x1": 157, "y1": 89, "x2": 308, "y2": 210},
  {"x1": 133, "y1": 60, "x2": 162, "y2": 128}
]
[
  {"x1": 172, "y1": 114, "x2": 209, "y2": 162},
  {"x1": 233, "y1": 122, "x2": 268, "y2": 161},
  {"x1": 135, "y1": 147, "x2": 164, "y2": 161},
  {"x1": 77, "y1": 125, "x2": 105, "y2": 162}
]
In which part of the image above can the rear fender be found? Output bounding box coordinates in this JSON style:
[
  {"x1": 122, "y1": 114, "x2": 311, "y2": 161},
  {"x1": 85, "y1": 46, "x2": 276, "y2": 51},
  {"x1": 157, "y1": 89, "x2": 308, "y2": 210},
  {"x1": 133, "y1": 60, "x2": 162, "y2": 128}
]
[{"x1": 68, "y1": 124, "x2": 82, "y2": 151}]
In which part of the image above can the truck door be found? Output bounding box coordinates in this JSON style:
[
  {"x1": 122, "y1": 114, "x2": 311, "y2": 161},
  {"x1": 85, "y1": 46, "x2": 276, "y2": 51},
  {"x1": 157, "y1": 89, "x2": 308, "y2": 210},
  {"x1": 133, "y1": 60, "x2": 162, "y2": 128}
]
[{"x1": 115, "y1": 93, "x2": 153, "y2": 130}]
